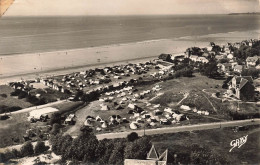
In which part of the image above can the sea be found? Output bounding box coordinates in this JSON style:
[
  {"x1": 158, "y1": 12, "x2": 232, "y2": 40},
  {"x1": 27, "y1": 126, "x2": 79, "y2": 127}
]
[{"x1": 0, "y1": 14, "x2": 260, "y2": 56}]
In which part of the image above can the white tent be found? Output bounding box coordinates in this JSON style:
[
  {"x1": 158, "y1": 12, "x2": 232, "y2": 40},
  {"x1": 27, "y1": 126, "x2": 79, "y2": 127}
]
[
  {"x1": 128, "y1": 103, "x2": 136, "y2": 109},
  {"x1": 130, "y1": 122, "x2": 138, "y2": 130},
  {"x1": 101, "y1": 105, "x2": 110, "y2": 111},
  {"x1": 101, "y1": 122, "x2": 108, "y2": 128},
  {"x1": 180, "y1": 105, "x2": 191, "y2": 111}
]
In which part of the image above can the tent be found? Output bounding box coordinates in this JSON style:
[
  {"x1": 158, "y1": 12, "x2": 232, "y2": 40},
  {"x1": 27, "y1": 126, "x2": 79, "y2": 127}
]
[
  {"x1": 128, "y1": 103, "x2": 136, "y2": 110},
  {"x1": 180, "y1": 105, "x2": 191, "y2": 111},
  {"x1": 101, "y1": 105, "x2": 110, "y2": 111},
  {"x1": 130, "y1": 122, "x2": 138, "y2": 130},
  {"x1": 101, "y1": 122, "x2": 108, "y2": 128}
]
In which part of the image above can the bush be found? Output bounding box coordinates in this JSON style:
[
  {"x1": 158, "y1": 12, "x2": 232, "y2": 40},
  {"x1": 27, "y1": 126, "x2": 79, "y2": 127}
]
[
  {"x1": 34, "y1": 141, "x2": 48, "y2": 155},
  {"x1": 49, "y1": 113, "x2": 61, "y2": 125},
  {"x1": 0, "y1": 94, "x2": 7, "y2": 98},
  {"x1": 50, "y1": 123, "x2": 61, "y2": 135},
  {"x1": 20, "y1": 141, "x2": 34, "y2": 157},
  {"x1": 127, "y1": 132, "x2": 139, "y2": 142},
  {"x1": 18, "y1": 91, "x2": 28, "y2": 99}
]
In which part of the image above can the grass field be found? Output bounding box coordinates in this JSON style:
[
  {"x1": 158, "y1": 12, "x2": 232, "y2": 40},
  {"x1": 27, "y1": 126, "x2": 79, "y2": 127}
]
[
  {"x1": 0, "y1": 85, "x2": 32, "y2": 111},
  {"x1": 0, "y1": 113, "x2": 30, "y2": 148},
  {"x1": 150, "y1": 125, "x2": 260, "y2": 164}
]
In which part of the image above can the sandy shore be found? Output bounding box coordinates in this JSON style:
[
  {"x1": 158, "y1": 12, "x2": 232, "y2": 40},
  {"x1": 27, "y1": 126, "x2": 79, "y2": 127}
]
[{"x1": 0, "y1": 30, "x2": 259, "y2": 84}]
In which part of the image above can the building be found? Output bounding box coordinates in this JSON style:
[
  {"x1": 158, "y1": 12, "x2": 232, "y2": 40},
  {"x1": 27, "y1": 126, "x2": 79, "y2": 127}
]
[
  {"x1": 227, "y1": 76, "x2": 255, "y2": 100},
  {"x1": 233, "y1": 65, "x2": 245, "y2": 73},
  {"x1": 158, "y1": 54, "x2": 172, "y2": 63},
  {"x1": 246, "y1": 56, "x2": 260, "y2": 67},
  {"x1": 218, "y1": 63, "x2": 232, "y2": 73},
  {"x1": 124, "y1": 145, "x2": 170, "y2": 165}
]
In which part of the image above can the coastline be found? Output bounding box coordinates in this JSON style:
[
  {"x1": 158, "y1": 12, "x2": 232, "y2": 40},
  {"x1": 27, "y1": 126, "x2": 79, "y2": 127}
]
[{"x1": 0, "y1": 29, "x2": 259, "y2": 84}]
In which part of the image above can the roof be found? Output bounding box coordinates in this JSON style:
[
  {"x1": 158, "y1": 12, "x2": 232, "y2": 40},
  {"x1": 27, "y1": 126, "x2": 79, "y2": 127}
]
[
  {"x1": 246, "y1": 56, "x2": 259, "y2": 62},
  {"x1": 234, "y1": 65, "x2": 243, "y2": 70},
  {"x1": 223, "y1": 63, "x2": 232, "y2": 67},
  {"x1": 232, "y1": 76, "x2": 254, "y2": 90},
  {"x1": 158, "y1": 149, "x2": 168, "y2": 162},
  {"x1": 147, "y1": 145, "x2": 159, "y2": 160}
]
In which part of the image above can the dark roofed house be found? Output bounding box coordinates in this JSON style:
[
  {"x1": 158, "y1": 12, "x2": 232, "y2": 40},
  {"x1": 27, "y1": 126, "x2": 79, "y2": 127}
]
[
  {"x1": 228, "y1": 76, "x2": 255, "y2": 101},
  {"x1": 158, "y1": 54, "x2": 172, "y2": 63},
  {"x1": 246, "y1": 56, "x2": 260, "y2": 67},
  {"x1": 124, "y1": 145, "x2": 171, "y2": 165},
  {"x1": 233, "y1": 65, "x2": 245, "y2": 73}
]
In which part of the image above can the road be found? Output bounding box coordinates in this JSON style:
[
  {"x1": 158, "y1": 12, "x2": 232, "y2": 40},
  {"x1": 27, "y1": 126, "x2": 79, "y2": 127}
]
[
  {"x1": 1, "y1": 119, "x2": 259, "y2": 152},
  {"x1": 96, "y1": 119, "x2": 260, "y2": 140}
]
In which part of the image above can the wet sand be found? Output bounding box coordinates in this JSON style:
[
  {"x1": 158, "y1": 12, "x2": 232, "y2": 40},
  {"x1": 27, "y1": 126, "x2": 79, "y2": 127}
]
[{"x1": 0, "y1": 30, "x2": 259, "y2": 84}]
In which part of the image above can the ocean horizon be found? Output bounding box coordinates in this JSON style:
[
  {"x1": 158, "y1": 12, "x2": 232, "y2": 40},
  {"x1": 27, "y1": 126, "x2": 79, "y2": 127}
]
[{"x1": 0, "y1": 14, "x2": 260, "y2": 55}]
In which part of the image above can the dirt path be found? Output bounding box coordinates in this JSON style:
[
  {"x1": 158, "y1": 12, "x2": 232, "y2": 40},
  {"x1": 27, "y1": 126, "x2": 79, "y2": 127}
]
[
  {"x1": 64, "y1": 101, "x2": 98, "y2": 136},
  {"x1": 177, "y1": 92, "x2": 189, "y2": 105},
  {"x1": 96, "y1": 119, "x2": 260, "y2": 140}
]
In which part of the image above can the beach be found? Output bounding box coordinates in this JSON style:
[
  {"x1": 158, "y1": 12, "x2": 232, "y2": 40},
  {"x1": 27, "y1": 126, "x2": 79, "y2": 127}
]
[{"x1": 0, "y1": 30, "x2": 259, "y2": 84}]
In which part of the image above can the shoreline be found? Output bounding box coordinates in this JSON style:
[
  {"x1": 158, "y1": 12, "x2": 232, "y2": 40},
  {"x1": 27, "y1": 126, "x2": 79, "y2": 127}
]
[
  {"x1": 1, "y1": 29, "x2": 259, "y2": 57},
  {"x1": 0, "y1": 29, "x2": 259, "y2": 84}
]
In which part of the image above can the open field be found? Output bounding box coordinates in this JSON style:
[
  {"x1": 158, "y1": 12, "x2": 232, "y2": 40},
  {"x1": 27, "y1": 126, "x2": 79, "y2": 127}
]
[
  {"x1": 64, "y1": 73, "x2": 233, "y2": 136},
  {"x1": 0, "y1": 113, "x2": 30, "y2": 148},
  {"x1": 150, "y1": 125, "x2": 260, "y2": 164},
  {"x1": 0, "y1": 85, "x2": 32, "y2": 113}
]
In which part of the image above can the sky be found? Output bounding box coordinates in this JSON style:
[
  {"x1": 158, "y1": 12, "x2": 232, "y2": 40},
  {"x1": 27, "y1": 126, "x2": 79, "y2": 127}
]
[{"x1": 4, "y1": 0, "x2": 260, "y2": 16}]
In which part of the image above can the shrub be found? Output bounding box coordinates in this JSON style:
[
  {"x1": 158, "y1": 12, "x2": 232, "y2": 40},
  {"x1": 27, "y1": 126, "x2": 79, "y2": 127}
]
[
  {"x1": 0, "y1": 94, "x2": 7, "y2": 98},
  {"x1": 49, "y1": 113, "x2": 61, "y2": 125},
  {"x1": 34, "y1": 141, "x2": 48, "y2": 155},
  {"x1": 127, "y1": 132, "x2": 139, "y2": 142},
  {"x1": 50, "y1": 123, "x2": 61, "y2": 135},
  {"x1": 20, "y1": 141, "x2": 34, "y2": 157}
]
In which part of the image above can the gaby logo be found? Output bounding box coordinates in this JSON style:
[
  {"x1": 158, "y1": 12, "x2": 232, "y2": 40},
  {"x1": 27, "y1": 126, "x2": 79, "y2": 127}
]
[{"x1": 229, "y1": 135, "x2": 248, "y2": 152}]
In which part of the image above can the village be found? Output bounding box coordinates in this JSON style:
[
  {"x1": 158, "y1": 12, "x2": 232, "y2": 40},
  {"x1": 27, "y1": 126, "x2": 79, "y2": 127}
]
[{"x1": 0, "y1": 39, "x2": 259, "y2": 159}]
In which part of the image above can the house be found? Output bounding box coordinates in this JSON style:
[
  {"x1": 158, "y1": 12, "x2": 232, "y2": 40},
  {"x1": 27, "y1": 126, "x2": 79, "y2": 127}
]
[
  {"x1": 227, "y1": 54, "x2": 234, "y2": 59},
  {"x1": 246, "y1": 56, "x2": 260, "y2": 67},
  {"x1": 158, "y1": 54, "x2": 172, "y2": 62},
  {"x1": 189, "y1": 55, "x2": 198, "y2": 62},
  {"x1": 228, "y1": 76, "x2": 255, "y2": 100},
  {"x1": 100, "y1": 104, "x2": 110, "y2": 111},
  {"x1": 65, "y1": 114, "x2": 76, "y2": 125},
  {"x1": 124, "y1": 145, "x2": 170, "y2": 165},
  {"x1": 233, "y1": 65, "x2": 245, "y2": 73},
  {"x1": 197, "y1": 57, "x2": 209, "y2": 63},
  {"x1": 218, "y1": 63, "x2": 232, "y2": 72}
]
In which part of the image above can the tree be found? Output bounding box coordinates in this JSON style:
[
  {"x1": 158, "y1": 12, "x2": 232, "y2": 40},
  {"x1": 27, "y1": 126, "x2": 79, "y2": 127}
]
[
  {"x1": 127, "y1": 132, "x2": 139, "y2": 142},
  {"x1": 60, "y1": 135, "x2": 73, "y2": 160},
  {"x1": 190, "y1": 145, "x2": 229, "y2": 165},
  {"x1": 95, "y1": 139, "x2": 114, "y2": 164},
  {"x1": 212, "y1": 45, "x2": 221, "y2": 54},
  {"x1": 202, "y1": 60, "x2": 219, "y2": 78},
  {"x1": 124, "y1": 136, "x2": 152, "y2": 159},
  {"x1": 219, "y1": 58, "x2": 229, "y2": 64},
  {"x1": 241, "y1": 68, "x2": 260, "y2": 79},
  {"x1": 49, "y1": 113, "x2": 61, "y2": 125},
  {"x1": 20, "y1": 141, "x2": 34, "y2": 157},
  {"x1": 50, "y1": 123, "x2": 61, "y2": 135},
  {"x1": 34, "y1": 141, "x2": 48, "y2": 155},
  {"x1": 108, "y1": 141, "x2": 126, "y2": 165},
  {"x1": 70, "y1": 132, "x2": 98, "y2": 161}
]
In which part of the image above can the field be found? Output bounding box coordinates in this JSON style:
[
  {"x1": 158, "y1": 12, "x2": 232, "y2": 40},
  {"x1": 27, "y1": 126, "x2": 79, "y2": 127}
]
[
  {"x1": 0, "y1": 113, "x2": 30, "y2": 148},
  {"x1": 64, "y1": 73, "x2": 229, "y2": 136},
  {"x1": 150, "y1": 125, "x2": 260, "y2": 164},
  {"x1": 0, "y1": 85, "x2": 32, "y2": 113}
]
